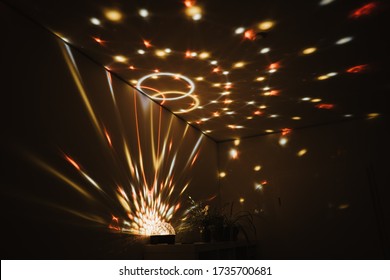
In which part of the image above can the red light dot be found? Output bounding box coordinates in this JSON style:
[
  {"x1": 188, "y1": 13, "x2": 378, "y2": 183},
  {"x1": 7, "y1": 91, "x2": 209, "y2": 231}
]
[
  {"x1": 316, "y1": 103, "x2": 334, "y2": 109},
  {"x1": 346, "y1": 64, "x2": 368, "y2": 73},
  {"x1": 350, "y1": 2, "x2": 378, "y2": 18},
  {"x1": 281, "y1": 128, "x2": 292, "y2": 136}
]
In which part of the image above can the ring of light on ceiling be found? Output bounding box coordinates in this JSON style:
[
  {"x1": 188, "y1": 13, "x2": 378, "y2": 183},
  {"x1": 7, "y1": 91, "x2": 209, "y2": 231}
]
[
  {"x1": 152, "y1": 91, "x2": 200, "y2": 113},
  {"x1": 136, "y1": 72, "x2": 195, "y2": 101}
]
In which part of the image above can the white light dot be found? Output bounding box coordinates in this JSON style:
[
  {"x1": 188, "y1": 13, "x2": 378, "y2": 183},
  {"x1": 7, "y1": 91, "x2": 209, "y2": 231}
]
[
  {"x1": 319, "y1": 0, "x2": 335, "y2": 6},
  {"x1": 255, "y1": 183, "x2": 263, "y2": 191},
  {"x1": 235, "y1": 27, "x2": 245, "y2": 34},
  {"x1": 223, "y1": 71, "x2": 229, "y2": 75},
  {"x1": 229, "y1": 148, "x2": 238, "y2": 159},
  {"x1": 138, "y1": 49, "x2": 145, "y2": 55},
  {"x1": 90, "y1": 17, "x2": 101, "y2": 25},
  {"x1": 260, "y1": 47, "x2": 270, "y2": 54},
  {"x1": 210, "y1": 60, "x2": 218, "y2": 65},
  {"x1": 247, "y1": 101, "x2": 255, "y2": 105},
  {"x1": 301, "y1": 97, "x2": 311, "y2": 101},
  {"x1": 279, "y1": 137, "x2": 288, "y2": 146},
  {"x1": 164, "y1": 48, "x2": 172, "y2": 53},
  {"x1": 336, "y1": 37, "x2": 353, "y2": 45},
  {"x1": 192, "y1": 13, "x2": 202, "y2": 21},
  {"x1": 269, "y1": 69, "x2": 277, "y2": 73},
  {"x1": 139, "y1": 9, "x2": 149, "y2": 18}
]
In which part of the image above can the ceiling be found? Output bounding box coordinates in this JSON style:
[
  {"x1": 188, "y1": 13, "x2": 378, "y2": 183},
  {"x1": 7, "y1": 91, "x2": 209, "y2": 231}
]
[{"x1": 6, "y1": 0, "x2": 389, "y2": 141}]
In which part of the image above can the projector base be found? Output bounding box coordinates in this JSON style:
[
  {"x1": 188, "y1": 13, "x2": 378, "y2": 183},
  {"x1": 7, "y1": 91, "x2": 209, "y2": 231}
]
[{"x1": 150, "y1": 235, "x2": 175, "y2": 244}]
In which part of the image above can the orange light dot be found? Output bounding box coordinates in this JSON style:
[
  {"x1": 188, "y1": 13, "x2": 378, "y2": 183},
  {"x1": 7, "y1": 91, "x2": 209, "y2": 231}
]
[
  {"x1": 244, "y1": 29, "x2": 256, "y2": 40},
  {"x1": 143, "y1": 40, "x2": 152, "y2": 48}
]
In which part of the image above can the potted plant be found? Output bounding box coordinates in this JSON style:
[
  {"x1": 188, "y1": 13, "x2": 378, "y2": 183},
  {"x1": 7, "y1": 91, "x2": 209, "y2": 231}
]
[{"x1": 221, "y1": 202, "x2": 257, "y2": 242}]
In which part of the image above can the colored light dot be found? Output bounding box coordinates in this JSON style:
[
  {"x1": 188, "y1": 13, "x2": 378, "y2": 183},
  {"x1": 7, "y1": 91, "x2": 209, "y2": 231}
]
[
  {"x1": 256, "y1": 76, "x2": 266, "y2": 81},
  {"x1": 302, "y1": 47, "x2": 317, "y2": 55},
  {"x1": 258, "y1": 21, "x2": 275, "y2": 30},
  {"x1": 104, "y1": 9, "x2": 123, "y2": 21},
  {"x1": 297, "y1": 149, "x2": 307, "y2": 157},
  {"x1": 114, "y1": 55, "x2": 127, "y2": 62},
  {"x1": 254, "y1": 165, "x2": 262, "y2": 171}
]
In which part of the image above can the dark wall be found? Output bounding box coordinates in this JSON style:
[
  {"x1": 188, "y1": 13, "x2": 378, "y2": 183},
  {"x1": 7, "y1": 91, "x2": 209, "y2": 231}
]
[
  {"x1": 218, "y1": 117, "x2": 390, "y2": 259},
  {"x1": 1, "y1": 2, "x2": 218, "y2": 259}
]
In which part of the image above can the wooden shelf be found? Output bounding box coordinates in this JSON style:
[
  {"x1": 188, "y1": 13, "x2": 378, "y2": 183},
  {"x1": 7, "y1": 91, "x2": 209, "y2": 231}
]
[{"x1": 144, "y1": 241, "x2": 257, "y2": 259}]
